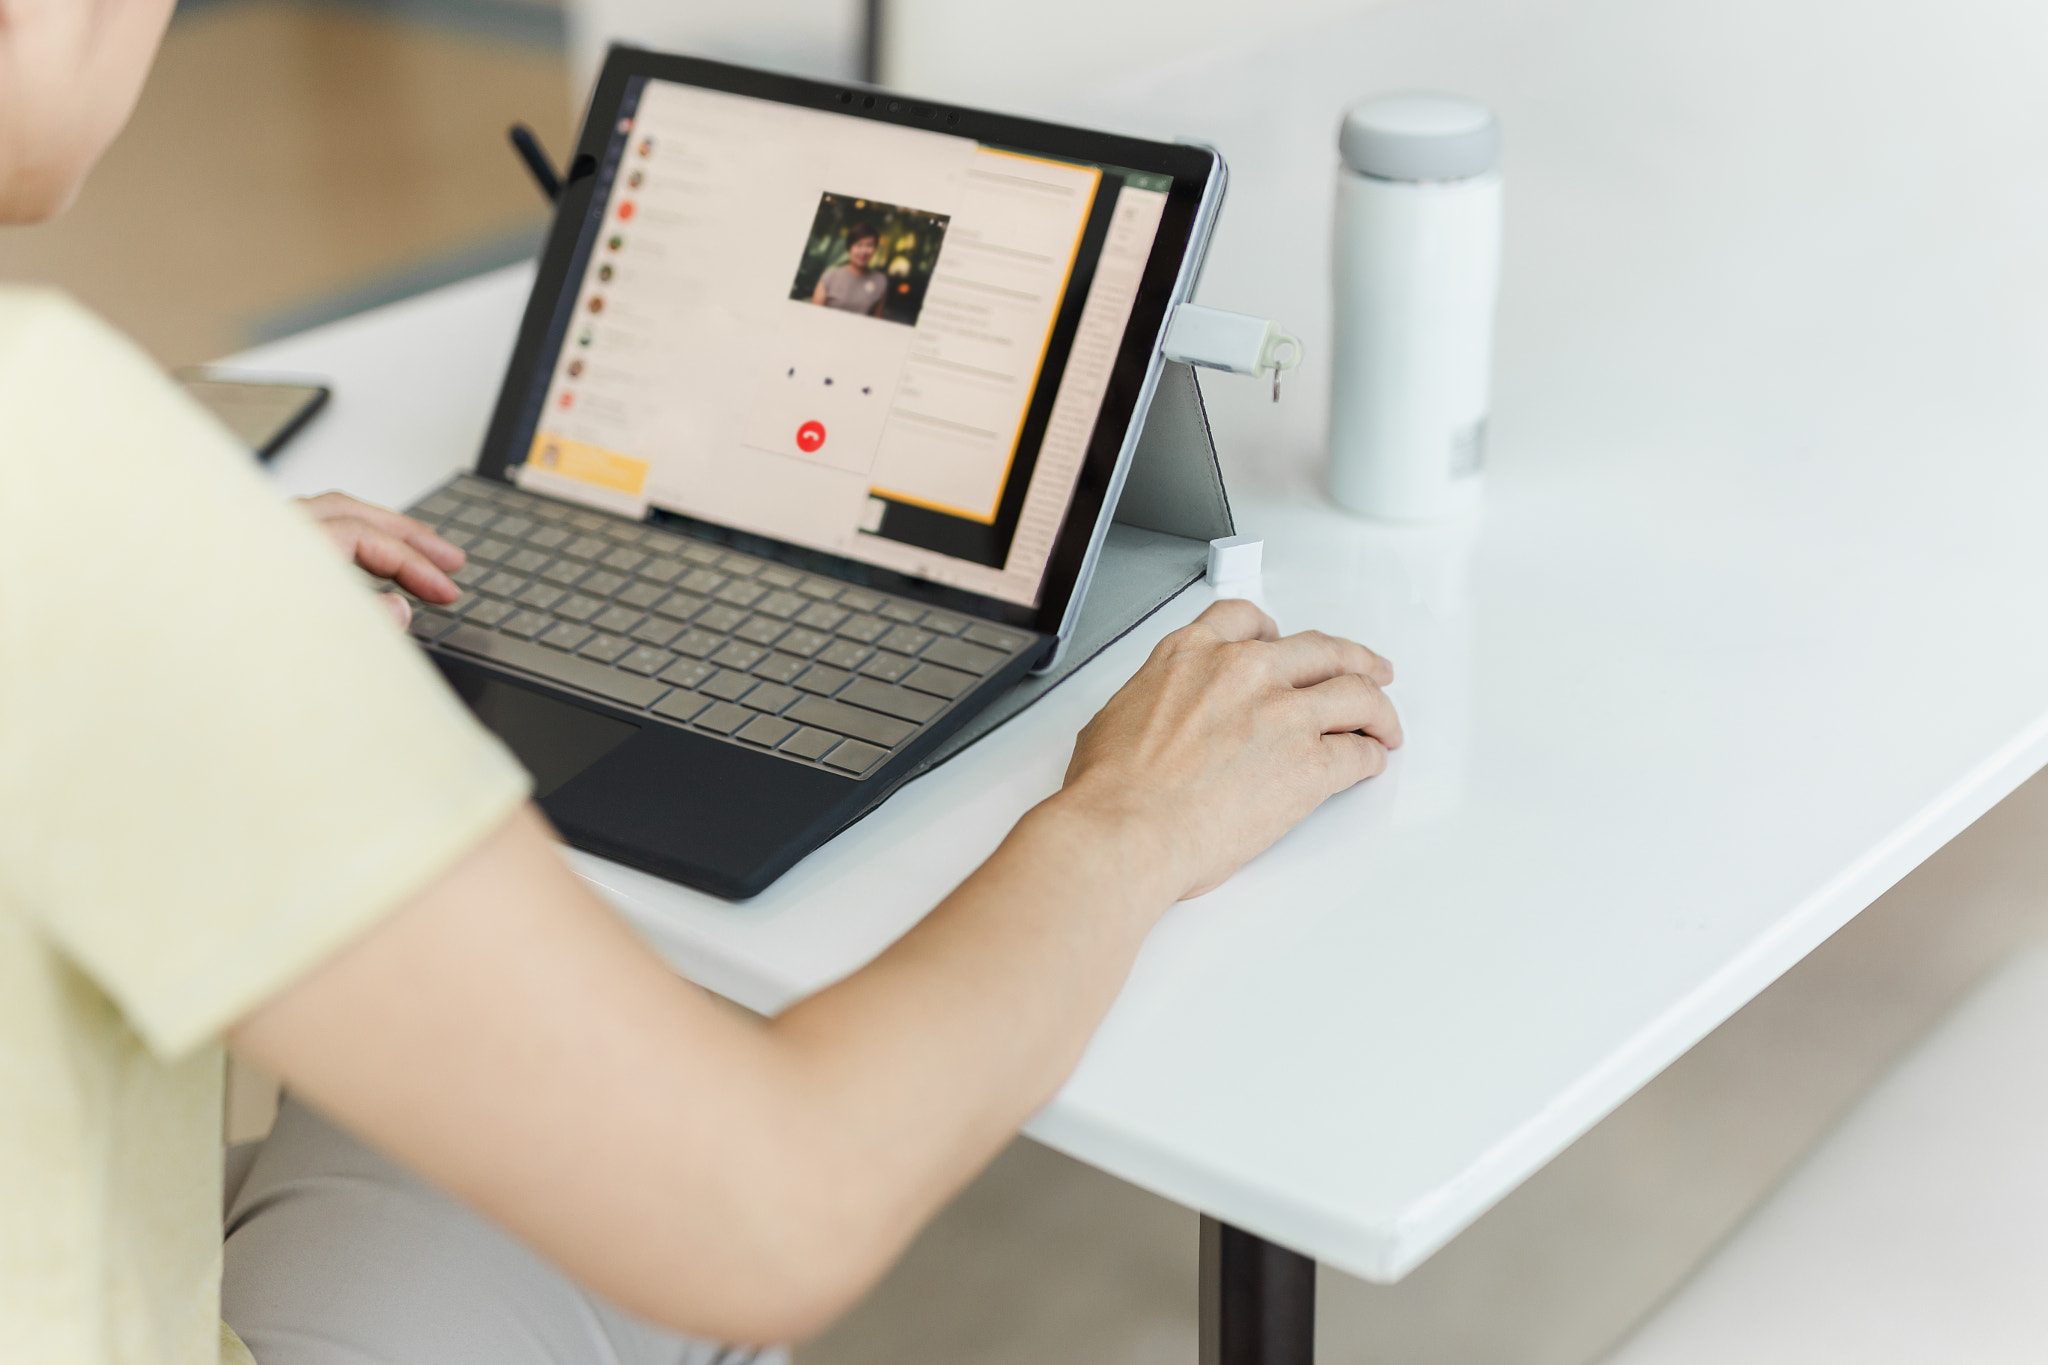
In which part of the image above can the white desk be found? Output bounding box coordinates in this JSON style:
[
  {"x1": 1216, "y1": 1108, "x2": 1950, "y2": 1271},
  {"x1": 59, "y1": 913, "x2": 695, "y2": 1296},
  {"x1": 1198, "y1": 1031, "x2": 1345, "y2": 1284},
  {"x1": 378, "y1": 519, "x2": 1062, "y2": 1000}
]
[{"x1": 256, "y1": 0, "x2": 2048, "y2": 1296}]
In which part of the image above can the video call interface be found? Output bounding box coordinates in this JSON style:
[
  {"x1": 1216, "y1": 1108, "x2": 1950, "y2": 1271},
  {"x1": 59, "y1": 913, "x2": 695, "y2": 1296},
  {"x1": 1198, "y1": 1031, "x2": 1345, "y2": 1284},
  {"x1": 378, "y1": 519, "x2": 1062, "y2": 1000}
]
[{"x1": 515, "y1": 76, "x2": 1174, "y2": 610}]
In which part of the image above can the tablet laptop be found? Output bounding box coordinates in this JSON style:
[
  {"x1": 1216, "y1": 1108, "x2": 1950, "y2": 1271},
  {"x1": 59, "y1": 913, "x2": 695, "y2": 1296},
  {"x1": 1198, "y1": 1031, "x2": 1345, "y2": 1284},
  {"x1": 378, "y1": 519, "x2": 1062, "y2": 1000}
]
[{"x1": 402, "y1": 45, "x2": 1225, "y2": 897}]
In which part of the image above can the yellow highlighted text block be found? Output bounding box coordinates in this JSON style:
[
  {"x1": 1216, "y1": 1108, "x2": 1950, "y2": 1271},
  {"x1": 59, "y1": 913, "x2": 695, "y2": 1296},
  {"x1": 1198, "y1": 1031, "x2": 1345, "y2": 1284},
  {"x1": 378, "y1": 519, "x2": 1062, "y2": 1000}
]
[{"x1": 527, "y1": 433, "x2": 648, "y2": 497}]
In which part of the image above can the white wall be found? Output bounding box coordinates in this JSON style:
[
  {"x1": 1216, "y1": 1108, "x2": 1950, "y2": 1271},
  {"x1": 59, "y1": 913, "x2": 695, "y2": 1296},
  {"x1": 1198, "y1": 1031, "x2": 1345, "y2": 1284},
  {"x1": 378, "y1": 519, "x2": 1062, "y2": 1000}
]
[
  {"x1": 882, "y1": 0, "x2": 1375, "y2": 115},
  {"x1": 566, "y1": 0, "x2": 1380, "y2": 117}
]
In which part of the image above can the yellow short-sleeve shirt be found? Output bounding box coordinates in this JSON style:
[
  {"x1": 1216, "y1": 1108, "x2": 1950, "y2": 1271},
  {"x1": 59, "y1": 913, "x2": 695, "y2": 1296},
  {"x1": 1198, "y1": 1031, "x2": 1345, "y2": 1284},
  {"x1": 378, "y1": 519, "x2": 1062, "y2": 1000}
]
[{"x1": 0, "y1": 288, "x2": 531, "y2": 1363}]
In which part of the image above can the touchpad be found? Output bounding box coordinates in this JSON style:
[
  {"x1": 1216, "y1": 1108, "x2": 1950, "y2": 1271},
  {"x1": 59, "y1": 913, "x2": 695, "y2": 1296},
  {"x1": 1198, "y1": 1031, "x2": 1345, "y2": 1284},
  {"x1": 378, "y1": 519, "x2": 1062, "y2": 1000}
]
[{"x1": 444, "y1": 671, "x2": 637, "y2": 797}]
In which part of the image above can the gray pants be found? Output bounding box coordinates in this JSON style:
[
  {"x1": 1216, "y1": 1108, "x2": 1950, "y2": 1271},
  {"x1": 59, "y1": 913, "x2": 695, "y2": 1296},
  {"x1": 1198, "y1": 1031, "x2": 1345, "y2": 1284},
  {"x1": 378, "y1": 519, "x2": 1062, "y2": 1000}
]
[{"x1": 224, "y1": 1096, "x2": 790, "y2": 1365}]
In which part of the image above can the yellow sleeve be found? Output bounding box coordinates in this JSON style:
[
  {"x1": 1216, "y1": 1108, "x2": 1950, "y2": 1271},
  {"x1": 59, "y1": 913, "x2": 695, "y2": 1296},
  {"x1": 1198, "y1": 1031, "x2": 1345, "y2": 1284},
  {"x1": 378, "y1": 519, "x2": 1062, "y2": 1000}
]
[{"x1": 0, "y1": 289, "x2": 530, "y2": 1059}]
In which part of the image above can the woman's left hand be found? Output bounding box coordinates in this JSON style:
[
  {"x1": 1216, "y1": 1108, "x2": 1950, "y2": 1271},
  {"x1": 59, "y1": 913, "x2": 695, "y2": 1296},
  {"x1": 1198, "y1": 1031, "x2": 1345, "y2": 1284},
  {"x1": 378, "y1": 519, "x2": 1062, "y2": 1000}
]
[{"x1": 296, "y1": 490, "x2": 465, "y2": 627}]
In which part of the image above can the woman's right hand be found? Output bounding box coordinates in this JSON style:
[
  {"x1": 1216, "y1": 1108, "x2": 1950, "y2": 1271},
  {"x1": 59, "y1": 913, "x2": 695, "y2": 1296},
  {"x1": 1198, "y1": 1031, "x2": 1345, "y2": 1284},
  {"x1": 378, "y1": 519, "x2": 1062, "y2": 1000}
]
[{"x1": 1057, "y1": 598, "x2": 1402, "y2": 901}]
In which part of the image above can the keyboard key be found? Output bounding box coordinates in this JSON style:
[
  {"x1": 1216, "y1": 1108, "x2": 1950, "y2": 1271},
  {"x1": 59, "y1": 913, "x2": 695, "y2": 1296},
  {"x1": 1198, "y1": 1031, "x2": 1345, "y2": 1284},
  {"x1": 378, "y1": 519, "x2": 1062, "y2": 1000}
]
[
  {"x1": 565, "y1": 535, "x2": 609, "y2": 561},
  {"x1": 715, "y1": 580, "x2": 766, "y2": 608},
  {"x1": 602, "y1": 547, "x2": 645, "y2": 573},
  {"x1": 500, "y1": 610, "x2": 550, "y2": 639},
  {"x1": 461, "y1": 597, "x2": 514, "y2": 627},
  {"x1": 758, "y1": 565, "x2": 803, "y2": 589},
  {"x1": 540, "y1": 560, "x2": 586, "y2": 587},
  {"x1": 794, "y1": 664, "x2": 851, "y2": 696},
  {"x1": 752, "y1": 653, "x2": 808, "y2": 685},
  {"x1": 620, "y1": 646, "x2": 676, "y2": 676},
  {"x1": 637, "y1": 557, "x2": 684, "y2": 585},
  {"x1": 529, "y1": 526, "x2": 570, "y2": 550},
  {"x1": 553, "y1": 594, "x2": 602, "y2": 623},
  {"x1": 540, "y1": 621, "x2": 593, "y2": 652},
  {"x1": 493, "y1": 516, "x2": 534, "y2": 538},
  {"x1": 754, "y1": 590, "x2": 806, "y2": 619},
  {"x1": 878, "y1": 625, "x2": 934, "y2": 656},
  {"x1": 657, "y1": 658, "x2": 715, "y2": 689},
  {"x1": 517, "y1": 583, "x2": 566, "y2": 611},
  {"x1": 880, "y1": 601, "x2": 926, "y2": 624},
  {"x1": 718, "y1": 552, "x2": 763, "y2": 575},
  {"x1": 816, "y1": 639, "x2": 870, "y2": 671},
  {"x1": 778, "y1": 727, "x2": 842, "y2": 761},
  {"x1": 567, "y1": 511, "x2": 610, "y2": 532},
  {"x1": 592, "y1": 605, "x2": 642, "y2": 634},
  {"x1": 795, "y1": 602, "x2": 847, "y2": 631},
  {"x1": 671, "y1": 628, "x2": 723, "y2": 659},
  {"x1": 963, "y1": 623, "x2": 1029, "y2": 653},
  {"x1": 837, "y1": 614, "x2": 888, "y2": 644},
  {"x1": 741, "y1": 681, "x2": 800, "y2": 714},
  {"x1": 679, "y1": 568, "x2": 726, "y2": 595},
  {"x1": 579, "y1": 633, "x2": 631, "y2": 664},
  {"x1": 839, "y1": 676, "x2": 944, "y2": 724},
  {"x1": 630, "y1": 618, "x2": 681, "y2": 647},
  {"x1": 506, "y1": 548, "x2": 550, "y2": 574},
  {"x1": 839, "y1": 588, "x2": 884, "y2": 612},
  {"x1": 923, "y1": 636, "x2": 1006, "y2": 675},
  {"x1": 440, "y1": 526, "x2": 478, "y2": 548},
  {"x1": 679, "y1": 542, "x2": 724, "y2": 565},
  {"x1": 581, "y1": 570, "x2": 628, "y2": 597},
  {"x1": 922, "y1": 612, "x2": 968, "y2": 636},
  {"x1": 797, "y1": 576, "x2": 843, "y2": 599},
  {"x1": 441, "y1": 624, "x2": 668, "y2": 708},
  {"x1": 776, "y1": 627, "x2": 830, "y2": 657},
  {"x1": 734, "y1": 616, "x2": 787, "y2": 647},
  {"x1": 700, "y1": 670, "x2": 756, "y2": 702},
  {"x1": 616, "y1": 580, "x2": 665, "y2": 609},
  {"x1": 454, "y1": 504, "x2": 495, "y2": 527},
  {"x1": 784, "y1": 696, "x2": 914, "y2": 749},
  {"x1": 736, "y1": 715, "x2": 800, "y2": 748},
  {"x1": 408, "y1": 608, "x2": 458, "y2": 641},
  {"x1": 654, "y1": 591, "x2": 708, "y2": 621},
  {"x1": 416, "y1": 492, "x2": 461, "y2": 517},
  {"x1": 452, "y1": 561, "x2": 491, "y2": 588},
  {"x1": 902, "y1": 661, "x2": 975, "y2": 700},
  {"x1": 709, "y1": 641, "x2": 767, "y2": 671},
  {"x1": 653, "y1": 692, "x2": 711, "y2": 724},
  {"x1": 693, "y1": 701, "x2": 753, "y2": 735},
  {"x1": 469, "y1": 537, "x2": 513, "y2": 563},
  {"x1": 824, "y1": 739, "x2": 887, "y2": 775},
  {"x1": 480, "y1": 571, "x2": 526, "y2": 598},
  {"x1": 857, "y1": 651, "x2": 915, "y2": 683},
  {"x1": 696, "y1": 604, "x2": 747, "y2": 633}
]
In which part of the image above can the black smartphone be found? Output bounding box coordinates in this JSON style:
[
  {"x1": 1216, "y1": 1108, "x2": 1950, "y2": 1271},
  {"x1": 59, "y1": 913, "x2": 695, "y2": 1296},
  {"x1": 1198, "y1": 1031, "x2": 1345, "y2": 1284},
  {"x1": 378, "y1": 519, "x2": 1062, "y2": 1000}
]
[{"x1": 174, "y1": 369, "x2": 331, "y2": 462}]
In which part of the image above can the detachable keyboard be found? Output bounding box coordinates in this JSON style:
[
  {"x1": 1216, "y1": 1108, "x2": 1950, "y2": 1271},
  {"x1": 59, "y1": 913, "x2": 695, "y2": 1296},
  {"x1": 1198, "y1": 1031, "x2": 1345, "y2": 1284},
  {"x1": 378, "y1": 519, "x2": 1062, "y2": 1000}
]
[{"x1": 402, "y1": 475, "x2": 1038, "y2": 777}]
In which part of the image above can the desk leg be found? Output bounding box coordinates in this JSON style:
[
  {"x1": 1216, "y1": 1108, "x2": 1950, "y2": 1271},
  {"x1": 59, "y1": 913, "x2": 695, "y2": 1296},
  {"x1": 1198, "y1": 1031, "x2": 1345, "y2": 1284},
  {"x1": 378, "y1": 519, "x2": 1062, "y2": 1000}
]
[{"x1": 1199, "y1": 1217, "x2": 1316, "y2": 1365}]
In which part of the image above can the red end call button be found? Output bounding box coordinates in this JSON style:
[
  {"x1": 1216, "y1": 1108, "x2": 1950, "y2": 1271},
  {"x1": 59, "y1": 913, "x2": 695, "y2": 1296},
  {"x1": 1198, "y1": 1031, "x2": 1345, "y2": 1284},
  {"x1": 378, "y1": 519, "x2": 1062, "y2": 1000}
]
[{"x1": 795, "y1": 420, "x2": 826, "y2": 453}]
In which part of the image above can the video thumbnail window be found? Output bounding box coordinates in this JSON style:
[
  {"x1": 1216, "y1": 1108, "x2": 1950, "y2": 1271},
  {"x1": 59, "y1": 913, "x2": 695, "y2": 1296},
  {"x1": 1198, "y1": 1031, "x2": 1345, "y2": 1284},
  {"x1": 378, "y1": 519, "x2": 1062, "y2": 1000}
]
[{"x1": 787, "y1": 192, "x2": 950, "y2": 328}]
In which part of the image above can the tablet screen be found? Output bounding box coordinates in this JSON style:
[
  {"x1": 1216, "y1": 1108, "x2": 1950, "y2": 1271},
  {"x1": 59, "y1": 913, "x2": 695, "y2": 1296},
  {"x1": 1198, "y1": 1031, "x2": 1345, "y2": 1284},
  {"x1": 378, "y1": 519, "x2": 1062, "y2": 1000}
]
[{"x1": 509, "y1": 75, "x2": 1177, "y2": 611}]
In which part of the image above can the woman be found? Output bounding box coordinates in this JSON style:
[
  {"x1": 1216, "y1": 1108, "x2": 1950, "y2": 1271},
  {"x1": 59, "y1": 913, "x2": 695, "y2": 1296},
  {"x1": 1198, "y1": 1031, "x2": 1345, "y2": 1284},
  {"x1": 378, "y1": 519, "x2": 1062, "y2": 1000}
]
[
  {"x1": 0, "y1": 6, "x2": 1403, "y2": 1363},
  {"x1": 810, "y1": 222, "x2": 889, "y2": 318}
]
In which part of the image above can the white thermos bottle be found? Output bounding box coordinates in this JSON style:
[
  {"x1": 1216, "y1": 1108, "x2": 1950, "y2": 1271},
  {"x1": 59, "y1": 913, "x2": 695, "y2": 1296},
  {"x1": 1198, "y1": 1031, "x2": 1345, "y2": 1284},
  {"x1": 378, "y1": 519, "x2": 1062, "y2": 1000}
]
[{"x1": 1328, "y1": 93, "x2": 1502, "y2": 520}]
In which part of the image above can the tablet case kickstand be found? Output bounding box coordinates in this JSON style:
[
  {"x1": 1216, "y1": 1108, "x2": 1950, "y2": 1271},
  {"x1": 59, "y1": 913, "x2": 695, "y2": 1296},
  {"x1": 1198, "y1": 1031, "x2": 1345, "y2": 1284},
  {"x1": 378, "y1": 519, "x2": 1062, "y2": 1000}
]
[{"x1": 911, "y1": 361, "x2": 1234, "y2": 774}]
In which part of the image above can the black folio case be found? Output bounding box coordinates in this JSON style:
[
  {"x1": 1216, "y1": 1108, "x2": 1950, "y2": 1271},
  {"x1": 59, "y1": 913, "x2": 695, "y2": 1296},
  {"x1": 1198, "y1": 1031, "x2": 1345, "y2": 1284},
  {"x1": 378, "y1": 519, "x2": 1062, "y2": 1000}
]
[{"x1": 427, "y1": 49, "x2": 1235, "y2": 898}]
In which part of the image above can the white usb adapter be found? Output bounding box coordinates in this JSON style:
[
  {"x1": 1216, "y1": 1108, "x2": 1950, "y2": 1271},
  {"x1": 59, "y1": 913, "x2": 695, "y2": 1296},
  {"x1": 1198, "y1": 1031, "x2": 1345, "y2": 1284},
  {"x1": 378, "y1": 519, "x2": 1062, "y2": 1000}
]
[{"x1": 1161, "y1": 303, "x2": 1303, "y2": 400}]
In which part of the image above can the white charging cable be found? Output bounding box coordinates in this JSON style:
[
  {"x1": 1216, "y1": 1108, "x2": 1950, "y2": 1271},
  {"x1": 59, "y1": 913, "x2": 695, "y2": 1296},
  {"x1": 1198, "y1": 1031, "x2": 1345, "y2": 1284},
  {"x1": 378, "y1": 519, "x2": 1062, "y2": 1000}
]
[{"x1": 1161, "y1": 303, "x2": 1304, "y2": 401}]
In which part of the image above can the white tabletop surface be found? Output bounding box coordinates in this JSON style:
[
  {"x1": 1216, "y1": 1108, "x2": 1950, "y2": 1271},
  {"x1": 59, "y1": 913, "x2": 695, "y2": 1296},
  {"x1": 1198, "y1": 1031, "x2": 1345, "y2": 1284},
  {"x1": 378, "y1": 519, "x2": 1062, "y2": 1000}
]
[{"x1": 253, "y1": 0, "x2": 2048, "y2": 1282}]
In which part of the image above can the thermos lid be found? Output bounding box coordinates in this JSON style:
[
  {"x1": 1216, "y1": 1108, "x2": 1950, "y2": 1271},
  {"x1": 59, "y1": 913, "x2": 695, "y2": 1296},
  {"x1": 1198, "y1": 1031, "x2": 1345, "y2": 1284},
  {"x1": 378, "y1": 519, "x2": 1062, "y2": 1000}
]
[{"x1": 1339, "y1": 92, "x2": 1499, "y2": 181}]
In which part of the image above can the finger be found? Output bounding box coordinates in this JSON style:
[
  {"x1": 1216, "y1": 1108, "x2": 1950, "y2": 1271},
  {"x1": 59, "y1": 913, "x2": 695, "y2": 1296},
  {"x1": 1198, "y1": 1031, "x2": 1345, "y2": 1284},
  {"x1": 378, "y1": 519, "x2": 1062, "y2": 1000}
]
[
  {"x1": 340, "y1": 521, "x2": 461, "y2": 603},
  {"x1": 303, "y1": 492, "x2": 465, "y2": 572},
  {"x1": 1190, "y1": 597, "x2": 1281, "y2": 645},
  {"x1": 1296, "y1": 672, "x2": 1404, "y2": 749},
  {"x1": 1265, "y1": 629, "x2": 1394, "y2": 690},
  {"x1": 1320, "y1": 730, "x2": 1389, "y2": 794},
  {"x1": 379, "y1": 592, "x2": 413, "y2": 629}
]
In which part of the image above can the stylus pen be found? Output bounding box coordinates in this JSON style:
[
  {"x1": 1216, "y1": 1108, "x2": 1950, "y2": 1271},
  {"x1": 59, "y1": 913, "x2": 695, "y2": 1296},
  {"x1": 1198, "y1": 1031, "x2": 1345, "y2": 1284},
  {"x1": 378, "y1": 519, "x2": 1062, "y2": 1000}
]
[{"x1": 509, "y1": 123, "x2": 561, "y2": 204}]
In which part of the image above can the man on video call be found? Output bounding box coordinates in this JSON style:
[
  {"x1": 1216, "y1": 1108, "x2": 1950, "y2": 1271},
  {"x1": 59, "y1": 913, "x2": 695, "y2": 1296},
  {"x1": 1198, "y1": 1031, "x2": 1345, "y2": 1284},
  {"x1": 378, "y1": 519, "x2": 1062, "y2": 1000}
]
[
  {"x1": 810, "y1": 222, "x2": 889, "y2": 318},
  {"x1": 0, "y1": 4, "x2": 1403, "y2": 1364}
]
